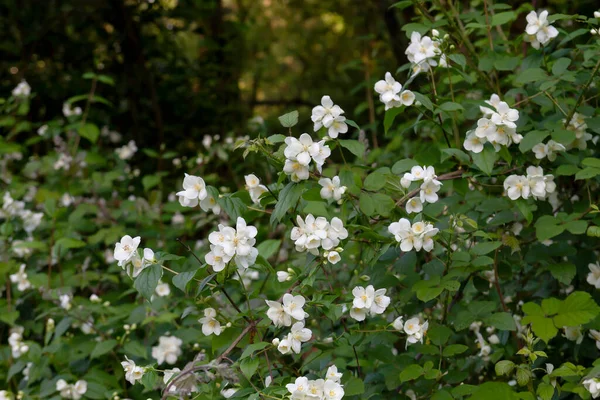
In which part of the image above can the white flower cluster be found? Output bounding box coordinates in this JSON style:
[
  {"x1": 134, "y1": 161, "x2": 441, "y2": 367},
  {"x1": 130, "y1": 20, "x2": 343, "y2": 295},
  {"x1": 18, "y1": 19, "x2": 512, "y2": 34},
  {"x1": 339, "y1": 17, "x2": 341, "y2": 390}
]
[
  {"x1": 563, "y1": 113, "x2": 594, "y2": 150},
  {"x1": 62, "y1": 102, "x2": 82, "y2": 118},
  {"x1": 388, "y1": 218, "x2": 438, "y2": 252},
  {"x1": 405, "y1": 30, "x2": 447, "y2": 76},
  {"x1": 121, "y1": 356, "x2": 145, "y2": 385},
  {"x1": 464, "y1": 94, "x2": 522, "y2": 154},
  {"x1": 273, "y1": 321, "x2": 312, "y2": 355},
  {"x1": 290, "y1": 214, "x2": 348, "y2": 257},
  {"x1": 532, "y1": 139, "x2": 565, "y2": 161},
  {"x1": 286, "y1": 366, "x2": 345, "y2": 400},
  {"x1": 374, "y1": 72, "x2": 415, "y2": 110},
  {"x1": 115, "y1": 140, "x2": 138, "y2": 160},
  {"x1": 393, "y1": 316, "x2": 429, "y2": 347},
  {"x1": 524, "y1": 10, "x2": 559, "y2": 49},
  {"x1": 584, "y1": 378, "x2": 600, "y2": 399},
  {"x1": 245, "y1": 174, "x2": 268, "y2": 204},
  {"x1": 266, "y1": 293, "x2": 307, "y2": 327},
  {"x1": 283, "y1": 134, "x2": 331, "y2": 181},
  {"x1": 311, "y1": 95, "x2": 348, "y2": 139},
  {"x1": 199, "y1": 307, "x2": 221, "y2": 336},
  {"x1": 12, "y1": 80, "x2": 31, "y2": 98},
  {"x1": 152, "y1": 335, "x2": 182, "y2": 365},
  {"x1": 401, "y1": 165, "x2": 443, "y2": 211},
  {"x1": 206, "y1": 217, "x2": 258, "y2": 271},
  {"x1": 9, "y1": 264, "x2": 31, "y2": 292},
  {"x1": 318, "y1": 176, "x2": 346, "y2": 202},
  {"x1": 60, "y1": 293, "x2": 72, "y2": 310},
  {"x1": 1, "y1": 192, "x2": 44, "y2": 234},
  {"x1": 176, "y1": 173, "x2": 220, "y2": 214},
  {"x1": 8, "y1": 326, "x2": 28, "y2": 358},
  {"x1": 469, "y1": 322, "x2": 496, "y2": 361},
  {"x1": 503, "y1": 166, "x2": 556, "y2": 201},
  {"x1": 113, "y1": 235, "x2": 157, "y2": 278},
  {"x1": 56, "y1": 379, "x2": 87, "y2": 400},
  {"x1": 349, "y1": 285, "x2": 390, "y2": 321}
]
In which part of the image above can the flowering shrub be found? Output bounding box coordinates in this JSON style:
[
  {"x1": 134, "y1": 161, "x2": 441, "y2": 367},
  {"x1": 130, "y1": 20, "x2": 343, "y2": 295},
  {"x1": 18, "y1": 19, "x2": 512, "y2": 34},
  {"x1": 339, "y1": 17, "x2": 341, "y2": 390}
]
[{"x1": 2, "y1": 2, "x2": 600, "y2": 400}]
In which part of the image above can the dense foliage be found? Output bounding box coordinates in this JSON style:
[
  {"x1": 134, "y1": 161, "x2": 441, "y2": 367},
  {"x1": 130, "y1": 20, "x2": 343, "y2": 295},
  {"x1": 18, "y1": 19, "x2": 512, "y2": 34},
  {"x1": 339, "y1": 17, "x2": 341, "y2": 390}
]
[{"x1": 2, "y1": 1, "x2": 600, "y2": 400}]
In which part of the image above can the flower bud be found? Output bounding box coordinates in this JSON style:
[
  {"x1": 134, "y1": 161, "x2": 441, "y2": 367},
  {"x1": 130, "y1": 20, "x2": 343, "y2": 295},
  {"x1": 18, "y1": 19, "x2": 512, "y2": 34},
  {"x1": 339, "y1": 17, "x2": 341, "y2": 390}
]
[
  {"x1": 359, "y1": 275, "x2": 370, "y2": 282},
  {"x1": 592, "y1": 29, "x2": 598, "y2": 35},
  {"x1": 272, "y1": 338, "x2": 280, "y2": 346},
  {"x1": 47, "y1": 318, "x2": 55, "y2": 331},
  {"x1": 226, "y1": 322, "x2": 232, "y2": 328},
  {"x1": 595, "y1": 11, "x2": 600, "y2": 18}
]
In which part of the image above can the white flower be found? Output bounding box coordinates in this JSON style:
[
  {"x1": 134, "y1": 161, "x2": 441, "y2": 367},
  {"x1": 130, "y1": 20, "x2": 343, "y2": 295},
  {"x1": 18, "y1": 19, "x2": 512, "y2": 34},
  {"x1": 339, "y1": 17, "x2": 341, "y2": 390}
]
[
  {"x1": 404, "y1": 317, "x2": 429, "y2": 347},
  {"x1": 312, "y1": 96, "x2": 344, "y2": 132},
  {"x1": 327, "y1": 251, "x2": 341, "y2": 264},
  {"x1": 349, "y1": 307, "x2": 367, "y2": 321},
  {"x1": 375, "y1": 72, "x2": 403, "y2": 104},
  {"x1": 115, "y1": 140, "x2": 137, "y2": 160},
  {"x1": 419, "y1": 179, "x2": 441, "y2": 204},
  {"x1": 326, "y1": 365, "x2": 343, "y2": 383},
  {"x1": 584, "y1": 378, "x2": 600, "y2": 399},
  {"x1": 151, "y1": 335, "x2": 182, "y2": 365},
  {"x1": 480, "y1": 94, "x2": 502, "y2": 116},
  {"x1": 532, "y1": 140, "x2": 565, "y2": 161},
  {"x1": 327, "y1": 115, "x2": 348, "y2": 139},
  {"x1": 155, "y1": 282, "x2": 171, "y2": 297},
  {"x1": 277, "y1": 336, "x2": 292, "y2": 354},
  {"x1": 121, "y1": 356, "x2": 144, "y2": 385},
  {"x1": 9, "y1": 264, "x2": 31, "y2": 291},
  {"x1": 62, "y1": 102, "x2": 82, "y2": 117},
  {"x1": 56, "y1": 378, "x2": 87, "y2": 399},
  {"x1": 352, "y1": 285, "x2": 374, "y2": 309},
  {"x1": 323, "y1": 379, "x2": 345, "y2": 400},
  {"x1": 266, "y1": 300, "x2": 292, "y2": 327},
  {"x1": 464, "y1": 130, "x2": 486, "y2": 153},
  {"x1": 319, "y1": 176, "x2": 346, "y2": 201},
  {"x1": 205, "y1": 217, "x2": 258, "y2": 270},
  {"x1": 286, "y1": 377, "x2": 310, "y2": 396},
  {"x1": 503, "y1": 175, "x2": 530, "y2": 200},
  {"x1": 525, "y1": 10, "x2": 559, "y2": 48},
  {"x1": 205, "y1": 245, "x2": 232, "y2": 272},
  {"x1": 277, "y1": 271, "x2": 291, "y2": 282},
  {"x1": 289, "y1": 321, "x2": 312, "y2": 353},
  {"x1": 405, "y1": 32, "x2": 440, "y2": 72},
  {"x1": 588, "y1": 262, "x2": 600, "y2": 289},
  {"x1": 59, "y1": 294, "x2": 72, "y2": 310},
  {"x1": 221, "y1": 388, "x2": 238, "y2": 398},
  {"x1": 113, "y1": 235, "x2": 141, "y2": 267},
  {"x1": 388, "y1": 218, "x2": 438, "y2": 252},
  {"x1": 199, "y1": 308, "x2": 222, "y2": 336},
  {"x1": 245, "y1": 174, "x2": 268, "y2": 204},
  {"x1": 163, "y1": 368, "x2": 181, "y2": 393},
  {"x1": 291, "y1": 214, "x2": 347, "y2": 254},
  {"x1": 370, "y1": 288, "x2": 390, "y2": 314},
  {"x1": 200, "y1": 192, "x2": 221, "y2": 215},
  {"x1": 8, "y1": 327, "x2": 28, "y2": 358},
  {"x1": 12, "y1": 80, "x2": 31, "y2": 97},
  {"x1": 490, "y1": 102, "x2": 519, "y2": 129},
  {"x1": 392, "y1": 316, "x2": 404, "y2": 331},
  {"x1": 283, "y1": 159, "x2": 310, "y2": 182},
  {"x1": 283, "y1": 293, "x2": 307, "y2": 321},
  {"x1": 285, "y1": 134, "x2": 320, "y2": 166},
  {"x1": 38, "y1": 124, "x2": 48, "y2": 136},
  {"x1": 176, "y1": 173, "x2": 208, "y2": 207}
]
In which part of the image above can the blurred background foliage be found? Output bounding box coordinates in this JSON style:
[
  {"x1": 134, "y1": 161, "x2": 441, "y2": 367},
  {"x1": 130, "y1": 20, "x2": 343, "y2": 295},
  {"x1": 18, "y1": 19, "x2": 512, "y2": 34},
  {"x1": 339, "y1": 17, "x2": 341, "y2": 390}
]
[{"x1": 0, "y1": 0, "x2": 596, "y2": 154}]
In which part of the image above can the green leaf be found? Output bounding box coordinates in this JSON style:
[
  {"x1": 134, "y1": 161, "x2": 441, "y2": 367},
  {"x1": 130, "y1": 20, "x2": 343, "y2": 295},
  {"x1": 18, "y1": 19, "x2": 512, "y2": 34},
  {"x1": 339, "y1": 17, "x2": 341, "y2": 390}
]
[
  {"x1": 491, "y1": 11, "x2": 516, "y2": 26},
  {"x1": 583, "y1": 157, "x2": 600, "y2": 168},
  {"x1": 134, "y1": 264, "x2": 162, "y2": 300},
  {"x1": 54, "y1": 237, "x2": 86, "y2": 250},
  {"x1": 495, "y1": 360, "x2": 515, "y2": 376},
  {"x1": 399, "y1": 364, "x2": 423, "y2": 382},
  {"x1": 575, "y1": 167, "x2": 600, "y2": 180},
  {"x1": 90, "y1": 339, "x2": 118, "y2": 359},
  {"x1": 270, "y1": 182, "x2": 303, "y2": 224},
  {"x1": 484, "y1": 312, "x2": 517, "y2": 331},
  {"x1": 142, "y1": 174, "x2": 161, "y2": 191},
  {"x1": 555, "y1": 164, "x2": 580, "y2": 176},
  {"x1": 339, "y1": 139, "x2": 365, "y2": 158},
  {"x1": 448, "y1": 54, "x2": 466, "y2": 69},
  {"x1": 537, "y1": 382, "x2": 555, "y2": 400},
  {"x1": 372, "y1": 193, "x2": 395, "y2": 217},
  {"x1": 413, "y1": 92, "x2": 434, "y2": 111},
  {"x1": 552, "y1": 58, "x2": 571, "y2": 76},
  {"x1": 364, "y1": 171, "x2": 387, "y2": 191},
  {"x1": 515, "y1": 68, "x2": 548, "y2": 84},
  {"x1": 471, "y1": 241, "x2": 502, "y2": 256},
  {"x1": 442, "y1": 344, "x2": 468, "y2": 356},
  {"x1": 141, "y1": 370, "x2": 158, "y2": 390},
  {"x1": 494, "y1": 56, "x2": 521, "y2": 71},
  {"x1": 78, "y1": 123, "x2": 100, "y2": 143},
  {"x1": 518, "y1": 130, "x2": 549, "y2": 153},
  {"x1": 343, "y1": 377, "x2": 365, "y2": 396},
  {"x1": 428, "y1": 323, "x2": 453, "y2": 346},
  {"x1": 515, "y1": 199, "x2": 533, "y2": 225},
  {"x1": 196, "y1": 273, "x2": 217, "y2": 297},
  {"x1": 548, "y1": 263, "x2": 576, "y2": 285},
  {"x1": 441, "y1": 148, "x2": 470, "y2": 163},
  {"x1": 472, "y1": 146, "x2": 498, "y2": 175},
  {"x1": 535, "y1": 216, "x2": 565, "y2": 241},
  {"x1": 240, "y1": 342, "x2": 270, "y2": 360},
  {"x1": 278, "y1": 110, "x2": 299, "y2": 128},
  {"x1": 172, "y1": 265, "x2": 201, "y2": 293},
  {"x1": 359, "y1": 193, "x2": 375, "y2": 217},
  {"x1": 437, "y1": 102, "x2": 464, "y2": 113},
  {"x1": 240, "y1": 357, "x2": 259, "y2": 379},
  {"x1": 391, "y1": 159, "x2": 419, "y2": 175},
  {"x1": 470, "y1": 382, "x2": 517, "y2": 400},
  {"x1": 257, "y1": 239, "x2": 281, "y2": 260},
  {"x1": 553, "y1": 291, "x2": 600, "y2": 327},
  {"x1": 218, "y1": 195, "x2": 247, "y2": 221},
  {"x1": 384, "y1": 107, "x2": 403, "y2": 134}
]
